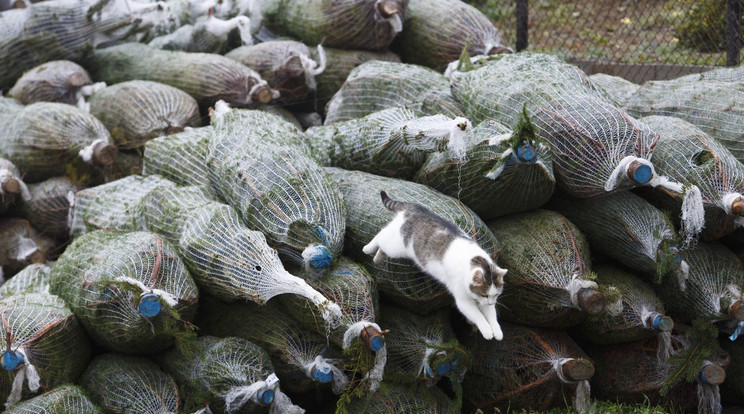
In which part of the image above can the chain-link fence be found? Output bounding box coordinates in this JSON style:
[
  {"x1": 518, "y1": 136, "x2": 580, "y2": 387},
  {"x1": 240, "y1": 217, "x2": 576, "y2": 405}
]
[{"x1": 466, "y1": 0, "x2": 743, "y2": 83}]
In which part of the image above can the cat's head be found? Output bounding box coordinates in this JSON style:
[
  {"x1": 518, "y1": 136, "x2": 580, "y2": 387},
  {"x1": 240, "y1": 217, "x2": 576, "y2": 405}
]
[{"x1": 468, "y1": 256, "x2": 507, "y2": 306}]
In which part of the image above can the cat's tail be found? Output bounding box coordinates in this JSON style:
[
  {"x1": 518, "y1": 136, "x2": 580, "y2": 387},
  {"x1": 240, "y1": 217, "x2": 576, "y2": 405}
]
[{"x1": 380, "y1": 191, "x2": 405, "y2": 212}]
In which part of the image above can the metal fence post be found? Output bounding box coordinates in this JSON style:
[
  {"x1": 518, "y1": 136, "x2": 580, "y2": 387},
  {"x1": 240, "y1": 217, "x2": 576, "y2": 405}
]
[
  {"x1": 727, "y1": 0, "x2": 741, "y2": 66},
  {"x1": 516, "y1": 0, "x2": 528, "y2": 52}
]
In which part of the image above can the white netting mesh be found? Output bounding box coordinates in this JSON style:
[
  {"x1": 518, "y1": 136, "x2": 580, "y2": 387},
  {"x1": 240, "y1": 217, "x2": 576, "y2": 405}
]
[
  {"x1": 260, "y1": 0, "x2": 404, "y2": 51},
  {"x1": 643, "y1": 115, "x2": 744, "y2": 239},
  {"x1": 306, "y1": 106, "x2": 470, "y2": 179},
  {"x1": 659, "y1": 241, "x2": 744, "y2": 323},
  {"x1": 88, "y1": 80, "x2": 201, "y2": 150},
  {"x1": 69, "y1": 175, "x2": 175, "y2": 238},
  {"x1": 161, "y1": 336, "x2": 289, "y2": 412},
  {"x1": 4, "y1": 384, "x2": 99, "y2": 414},
  {"x1": 463, "y1": 323, "x2": 594, "y2": 412},
  {"x1": 324, "y1": 61, "x2": 464, "y2": 124},
  {"x1": 49, "y1": 230, "x2": 198, "y2": 354},
  {"x1": 414, "y1": 119, "x2": 556, "y2": 220},
  {"x1": 588, "y1": 73, "x2": 640, "y2": 108},
  {"x1": 0, "y1": 99, "x2": 114, "y2": 183},
  {"x1": 395, "y1": 0, "x2": 509, "y2": 71},
  {"x1": 198, "y1": 298, "x2": 348, "y2": 395},
  {"x1": 8, "y1": 60, "x2": 93, "y2": 106},
  {"x1": 548, "y1": 191, "x2": 683, "y2": 282},
  {"x1": 624, "y1": 79, "x2": 744, "y2": 164},
  {"x1": 142, "y1": 127, "x2": 215, "y2": 195},
  {"x1": 326, "y1": 167, "x2": 499, "y2": 313},
  {"x1": 208, "y1": 108, "x2": 346, "y2": 275},
  {"x1": 489, "y1": 209, "x2": 601, "y2": 327},
  {"x1": 382, "y1": 306, "x2": 468, "y2": 386},
  {"x1": 88, "y1": 42, "x2": 274, "y2": 107},
  {"x1": 0, "y1": 264, "x2": 51, "y2": 298},
  {"x1": 0, "y1": 293, "x2": 91, "y2": 408},
  {"x1": 81, "y1": 353, "x2": 180, "y2": 414},
  {"x1": 449, "y1": 52, "x2": 687, "y2": 200}
]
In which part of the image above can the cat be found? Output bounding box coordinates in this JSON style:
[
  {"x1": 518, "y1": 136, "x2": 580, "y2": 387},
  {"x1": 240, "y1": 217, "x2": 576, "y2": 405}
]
[{"x1": 363, "y1": 191, "x2": 507, "y2": 340}]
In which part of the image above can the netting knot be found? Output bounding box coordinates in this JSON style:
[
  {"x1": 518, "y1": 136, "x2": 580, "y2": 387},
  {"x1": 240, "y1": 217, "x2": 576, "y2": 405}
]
[
  {"x1": 302, "y1": 244, "x2": 333, "y2": 270},
  {"x1": 4, "y1": 348, "x2": 40, "y2": 408},
  {"x1": 564, "y1": 273, "x2": 597, "y2": 309},
  {"x1": 115, "y1": 276, "x2": 179, "y2": 317},
  {"x1": 303, "y1": 355, "x2": 348, "y2": 394}
]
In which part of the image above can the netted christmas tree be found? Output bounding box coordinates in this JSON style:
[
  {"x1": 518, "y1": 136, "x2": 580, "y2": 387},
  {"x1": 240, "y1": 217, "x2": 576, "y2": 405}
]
[
  {"x1": 142, "y1": 127, "x2": 214, "y2": 194},
  {"x1": 588, "y1": 73, "x2": 640, "y2": 108},
  {"x1": 572, "y1": 265, "x2": 674, "y2": 348},
  {"x1": 15, "y1": 177, "x2": 79, "y2": 239},
  {"x1": 198, "y1": 296, "x2": 349, "y2": 396},
  {"x1": 393, "y1": 0, "x2": 510, "y2": 71},
  {"x1": 313, "y1": 47, "x2": 400, "y2": 112},
  {"x1": 278, "y1": 257, "x2": 387, "y2": 391},
  {"x1": 642, "y1": 115, "x2": 744, "y2": 240},
  {"x1": 87, "y1": 81, "x2": 201, "y2": 150},
  {"x1": 0, "y1": 157, "x2": 28, "y2": 215},
  {"x1": 341, "y1": 382, "x2": 459, "y2": 414},
  {"x1": 0, "y1": 293, "x2": 91, "y2": 409},
  {"x1": 324, "y1": 61, "x2": 464, "y2": 124},
  {"x1": 257, "y1": 0, "x2": 406, "y2": 51},
  {"x1": 208, "y1": 107, "x2": 346, "y2": 277},
  {"x1": 675, "y1": 66, "x2": 744, "y2": 82},
  {"x1": 591, "y1": 328, "x2": 729, "y2": 414},
  {"x1": 326, "y1": 167, "x2": 499, "y2": 313},
  {"x1": 0, "y1": 218, "x2": 55, "y2": 279},
  {"x1": 305, "y1": 106, "x2": 470, "y2": 179},
  {"x1": 69, "y1": 176, "x2": 343, "y2": 326},
  {"x1": 68, "y1": 175, "x2": 174, "y2": 238},
  {"x1": 148, "y1": 15, "x2": 252, "y2": 54},
  {"x1": 80, "y1": 353, "x2": 180, "y2": 414},
  {"x1": 160, "y1": 335, "x2": 304, "y2": 414},
  {"x1": 488, "y1": 209, "x2": 605, "y2": 327},
  {"x1": 658, "y1": 241, "x2": 744, "y2": 328},
  {"x1": 49, "y1": 230, "x2": 199, "y2": 355},
  {"x1": 462, "y1": 323, "x2": 594, "y2": 413},
  {"x1": 7, "y1": 60, "x2": 102, "y2": 108},
  {"x1": 0, "y1": 263, "x2": 51, "y2": 298},
  {"x1": 624, "y1": 79, "x2": 744, "y2": 164},
  {"x1": 381, "y1": 305, "x2": 468, "y2": 388},
  {"x1": 448, "y1": 53, "x2": 702, "y2": 239},
  {"x1": 0, "y1": 1, "x2": 94, "y2": 90},
  {"x1": 225, "y1": 40, "x2": 325, "y2": 105},
  {"x1": 87, "y1": 43, "x2": 277, "y2": 107},
  {"x1": 548, "y1": 191, "x2": 686, "y2": 283},
  {"x1": 0, "y1": 98, "x2": 117, "y2": 183},
  {"x1": 3, "y1": 384, "x2": 101, "y2": 414},
  {"x1": 414, "y1": 117, "x2": 555, "y2": 220}
]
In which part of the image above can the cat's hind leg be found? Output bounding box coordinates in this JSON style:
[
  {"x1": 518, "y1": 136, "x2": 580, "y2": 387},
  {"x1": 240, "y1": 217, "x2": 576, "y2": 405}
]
[{"x1": 373, "y1": 248, "x2": 387, "y2": 264}]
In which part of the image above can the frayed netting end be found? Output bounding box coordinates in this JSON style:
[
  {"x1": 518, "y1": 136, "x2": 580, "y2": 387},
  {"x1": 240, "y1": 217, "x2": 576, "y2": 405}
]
[
  {"x1": 302, "y1": 245, "x2": 333, "y2": 270},
  {"x1": 78, "y1": 139, "x2": 108, "y2": 164},
  {"x1": 680, "y1": 185, "x2": 705, "y2": 245},
  {"x1": 270, "y1": 389, "x2": 305, "y2": 414},
  {"x1": 4, "y1": 348, "x2": 40, "y2": 409},
  {"x1": 564, "y1": 275, "x2": 598, "y2": 309},
  {"x1": 697, "y1": 382, "x2": 722, "y2": 414},
  {"x1": 211, "y1": 100, "x2": 231, "y2": 122},
  {"x1": 303, "y1": 355, "x2": 348, "y2": 394}
]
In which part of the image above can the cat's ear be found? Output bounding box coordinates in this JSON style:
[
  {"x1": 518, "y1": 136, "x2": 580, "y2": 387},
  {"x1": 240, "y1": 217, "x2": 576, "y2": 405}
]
[
  {"x1": 472, "y1": 268, "x2": 485, "y2": 284},
  {"x1": 491, "y1": 263, "x2": 508, "y2": 279}
]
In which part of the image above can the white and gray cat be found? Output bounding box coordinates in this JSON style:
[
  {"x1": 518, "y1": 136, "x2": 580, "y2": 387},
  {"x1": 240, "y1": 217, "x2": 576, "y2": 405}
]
[{"x1": 363, "y1": 191, "x2": 507, "y2": 340}]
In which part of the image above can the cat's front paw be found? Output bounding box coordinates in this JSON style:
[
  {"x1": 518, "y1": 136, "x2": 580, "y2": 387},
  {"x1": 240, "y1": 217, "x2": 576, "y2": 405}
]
[
  {"x1": 478, "y1": 325, "x2": 494, "y2": 340},
  {"x1": 492, "y1": 326, "x2": 503, "y2": 341},
  {"x1": 362, "y1": 242, "x2": 376, "y2": 255}
]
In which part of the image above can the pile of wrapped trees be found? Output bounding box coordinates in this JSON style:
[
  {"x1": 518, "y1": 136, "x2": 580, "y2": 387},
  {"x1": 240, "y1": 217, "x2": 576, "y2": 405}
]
[{"x1": 0, "y1": 0, "x2": 743, "y2": 413}]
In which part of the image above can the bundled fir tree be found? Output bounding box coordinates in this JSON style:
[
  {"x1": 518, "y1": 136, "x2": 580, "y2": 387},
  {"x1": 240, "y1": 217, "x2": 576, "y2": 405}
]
[
  {"x1": 7, "y1": 60, "x2": 102, "y2": 108},
  {"x1": 0, "y1": 293, "x2": 91, "y2": 409},
  {"x1": 3, "y1": 384, "x2": 101, "y2": 414},
  {"x1": 50, "y1": 230, "x2": 199, "y2": 355},
  {"x1": 160, "y1": 336, "x2": 304, "y2": 413},
  {"x1": 488, "y1": 209, "x2": 605, "y2": 327},
  {"x1": 0, "y1": 263, "x2": 51, "y2": 298}
]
